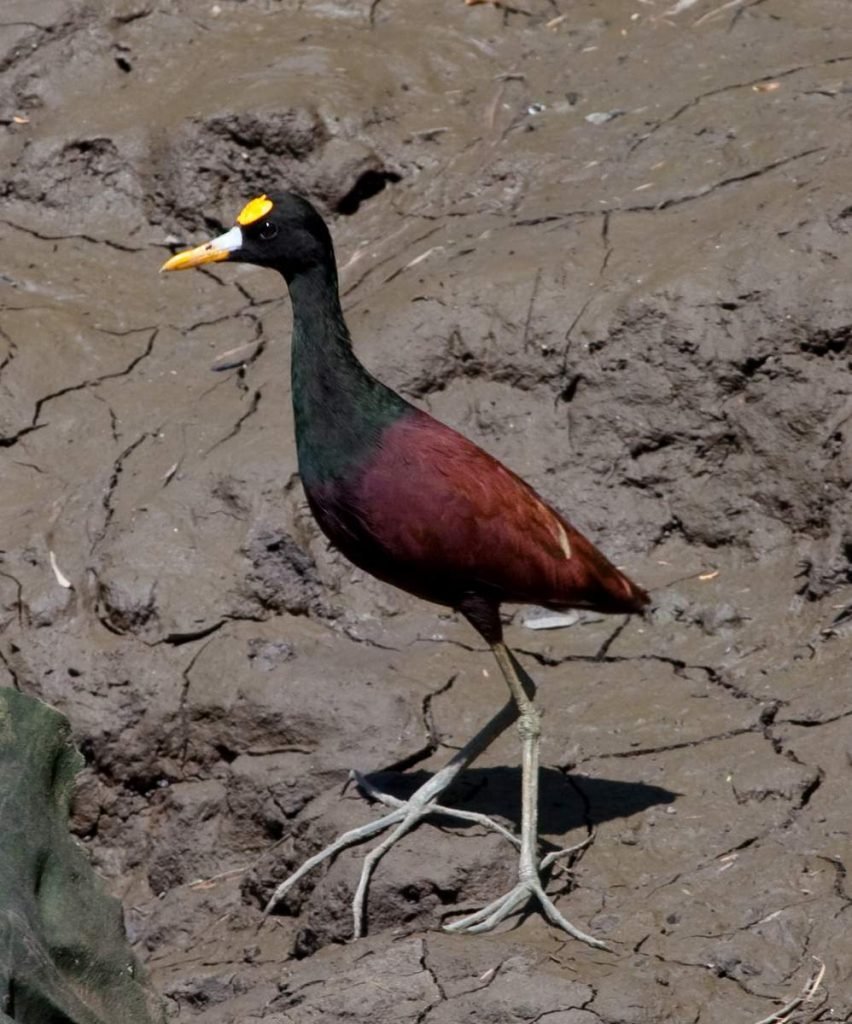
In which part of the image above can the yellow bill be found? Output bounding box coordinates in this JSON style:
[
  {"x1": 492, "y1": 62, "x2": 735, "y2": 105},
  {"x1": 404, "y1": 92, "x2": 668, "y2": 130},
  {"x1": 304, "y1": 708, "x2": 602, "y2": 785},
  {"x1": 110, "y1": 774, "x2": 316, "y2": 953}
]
[{"x1": 160, "y1": 225, "x2": 244, "y2": 272}]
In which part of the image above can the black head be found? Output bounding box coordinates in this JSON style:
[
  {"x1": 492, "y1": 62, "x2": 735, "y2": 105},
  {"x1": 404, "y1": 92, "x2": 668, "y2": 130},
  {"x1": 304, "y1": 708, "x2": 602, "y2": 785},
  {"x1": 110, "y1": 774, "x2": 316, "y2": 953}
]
[
  {"x1": 161, "y1": 191, "x2": 335, "y2": 281},
  {"x1": 233, "y1": 192, "x2": 335, "y2": 277}
]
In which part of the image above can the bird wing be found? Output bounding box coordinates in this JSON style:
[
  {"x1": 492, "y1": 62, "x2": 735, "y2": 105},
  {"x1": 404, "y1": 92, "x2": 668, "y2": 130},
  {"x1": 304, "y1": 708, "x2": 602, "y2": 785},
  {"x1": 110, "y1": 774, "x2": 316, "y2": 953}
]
[{"x1": 354, "y1": 410, "x2": 643, "y2": 613}]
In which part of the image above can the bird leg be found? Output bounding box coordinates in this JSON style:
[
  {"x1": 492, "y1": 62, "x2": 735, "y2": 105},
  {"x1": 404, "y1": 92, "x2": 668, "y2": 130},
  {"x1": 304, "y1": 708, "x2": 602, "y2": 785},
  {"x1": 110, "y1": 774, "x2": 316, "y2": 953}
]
[
  {"x1": 444, "y1": 642, "x2": 606, "y2": 948},
  {"x1": 264, "y1": 687, "x2": 528, "y2": 937}
]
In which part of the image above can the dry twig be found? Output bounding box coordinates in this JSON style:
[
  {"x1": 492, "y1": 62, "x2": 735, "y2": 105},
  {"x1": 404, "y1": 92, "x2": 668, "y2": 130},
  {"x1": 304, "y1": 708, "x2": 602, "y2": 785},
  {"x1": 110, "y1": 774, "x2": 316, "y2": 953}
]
[{"x1": 751, "y1": 959, "x2": 826, "y2": 1024}]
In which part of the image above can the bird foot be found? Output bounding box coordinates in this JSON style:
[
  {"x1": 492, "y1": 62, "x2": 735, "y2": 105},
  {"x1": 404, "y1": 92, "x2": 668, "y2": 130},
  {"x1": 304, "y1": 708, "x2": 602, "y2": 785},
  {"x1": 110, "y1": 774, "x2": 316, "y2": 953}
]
[
  {"x1": 263, "y1": 768, "x2": 521, "y2": 938},
  {"x1": 443, "y1": 831, "x2": 605, "y2": 947},
  {"x1": 444, "y1": 874, "x2": 607, "y2": 948}
]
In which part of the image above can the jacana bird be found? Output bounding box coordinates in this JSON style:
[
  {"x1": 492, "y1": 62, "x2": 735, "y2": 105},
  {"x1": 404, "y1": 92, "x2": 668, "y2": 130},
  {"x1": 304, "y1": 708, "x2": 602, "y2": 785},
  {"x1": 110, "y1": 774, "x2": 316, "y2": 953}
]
[{"x1": 161, "y1": 192, "x2": 649, "y2": 944}]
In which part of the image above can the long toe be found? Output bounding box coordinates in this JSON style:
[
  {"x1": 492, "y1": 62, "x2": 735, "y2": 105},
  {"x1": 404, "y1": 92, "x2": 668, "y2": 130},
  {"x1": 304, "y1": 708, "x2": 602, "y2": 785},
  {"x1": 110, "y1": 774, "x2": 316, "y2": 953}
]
[
  {"x1": 444, "y1": 877, "x2": 607, "y2": 947},
  {"x1": 264, "y1": 769, "x2": 525, "y2": 935}
]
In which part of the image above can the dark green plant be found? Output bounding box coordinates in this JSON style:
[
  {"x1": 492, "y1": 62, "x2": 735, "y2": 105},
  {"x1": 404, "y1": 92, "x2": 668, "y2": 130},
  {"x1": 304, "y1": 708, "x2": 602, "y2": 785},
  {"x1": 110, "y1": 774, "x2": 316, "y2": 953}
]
[{"x1": 0, "y1": 689, "x2": 162, "y2": 1024}]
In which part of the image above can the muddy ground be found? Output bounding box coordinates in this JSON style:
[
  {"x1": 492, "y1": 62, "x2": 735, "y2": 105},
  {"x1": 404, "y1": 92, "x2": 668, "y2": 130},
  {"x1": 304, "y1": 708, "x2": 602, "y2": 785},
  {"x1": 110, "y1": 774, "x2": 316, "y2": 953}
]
[{"x1": 2, "y1": 0, "x2": 852, "y2": 1020}]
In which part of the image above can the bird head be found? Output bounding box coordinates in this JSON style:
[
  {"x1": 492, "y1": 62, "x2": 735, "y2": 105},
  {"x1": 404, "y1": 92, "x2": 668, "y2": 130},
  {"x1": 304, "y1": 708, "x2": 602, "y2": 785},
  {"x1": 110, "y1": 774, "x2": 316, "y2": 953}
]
[{"x1": 160, "y1": 192, "x2": 334, "y2": 279}]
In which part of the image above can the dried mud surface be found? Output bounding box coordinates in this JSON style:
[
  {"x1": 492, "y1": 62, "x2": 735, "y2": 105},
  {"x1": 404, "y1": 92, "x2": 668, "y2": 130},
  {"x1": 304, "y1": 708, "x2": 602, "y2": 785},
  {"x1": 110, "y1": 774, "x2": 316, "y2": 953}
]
[{"x1": 2, "y1": 1, "x2": 852, "y2": 1021}]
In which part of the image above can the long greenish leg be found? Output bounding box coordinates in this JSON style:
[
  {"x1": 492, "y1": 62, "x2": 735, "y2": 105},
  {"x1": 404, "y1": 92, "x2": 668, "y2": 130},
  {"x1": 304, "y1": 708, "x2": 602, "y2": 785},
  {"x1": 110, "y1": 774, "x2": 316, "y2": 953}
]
[
  {"x1": 444, "y1": 642, "x2": 606, "y2": 948},
  {"x1": 494, "y1": 642, "x2": 541, "y2": 888}
]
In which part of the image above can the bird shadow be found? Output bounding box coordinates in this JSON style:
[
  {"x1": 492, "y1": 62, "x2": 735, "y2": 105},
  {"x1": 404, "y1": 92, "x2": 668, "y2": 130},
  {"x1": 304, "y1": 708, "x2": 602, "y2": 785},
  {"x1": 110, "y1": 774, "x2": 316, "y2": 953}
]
[{"x1": 359, "y1": 766, "x2": 677, "y2": 841}]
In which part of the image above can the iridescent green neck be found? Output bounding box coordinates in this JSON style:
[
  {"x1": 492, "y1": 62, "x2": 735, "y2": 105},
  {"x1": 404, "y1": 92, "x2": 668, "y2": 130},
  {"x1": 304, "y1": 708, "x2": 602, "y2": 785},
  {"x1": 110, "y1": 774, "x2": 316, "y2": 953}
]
[{"x1": 286, "y1": 264, "x2": 409, "y2": 487}]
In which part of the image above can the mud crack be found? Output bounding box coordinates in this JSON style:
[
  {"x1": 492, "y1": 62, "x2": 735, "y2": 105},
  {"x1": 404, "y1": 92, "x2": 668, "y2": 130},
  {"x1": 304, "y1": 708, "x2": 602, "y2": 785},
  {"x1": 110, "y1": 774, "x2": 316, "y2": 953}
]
[
  {"x1": 0, "y1": 325, "x2": 17, "y2": 380},
  {"x1": 381, "y1": 674, "x2": 457, "y2": 775},
  {"x1": 203, "y1": 388, "x2": 262, "y2": 455},
  {"x1": 559, "y1": 210, "x2": 612, "y2": 394},
  {"x1": 621, "y1": 147, "x2": 826, "y2": 214},
  {"x1": 514, "y1": 644, "x2": 762, "y2": 706},
  {"x1": 589, "y1": 726, "x2": 757, "y2": 762},
  {"x1": 95, "y1": 430, "x2": 152, "y2": 549},
  {"x1": 418, "y1": 936, "x2": 448, "y2": 1006},
  {"x1": 0, "y1": 8, "x2": 90, "y2": 74},
  {"x1": 1, "y1": 218, "x2": 147, "y2": 253},
  {"x1": 0, "y1": 567, "x2": 24, "y2": 627},
  {"x1": 628, "y1": 58, "x2": 852, "y2": 154},
  {"x1": 177, "y1": 636, "x2": 219, "y2": 764},
  {"x1": 0, "y1": 646, "x2": 21, "y2": 690},
  {"x1": 0, "y1": 327, "x2": 157, "y2": 448}
]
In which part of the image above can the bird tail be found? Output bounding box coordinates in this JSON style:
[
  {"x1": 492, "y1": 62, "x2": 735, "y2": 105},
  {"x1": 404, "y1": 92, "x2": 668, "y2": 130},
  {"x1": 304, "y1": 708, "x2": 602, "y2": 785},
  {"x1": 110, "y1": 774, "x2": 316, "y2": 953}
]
[{"x1": 562, "y1": 525, "x2": 650, "y2": 617}]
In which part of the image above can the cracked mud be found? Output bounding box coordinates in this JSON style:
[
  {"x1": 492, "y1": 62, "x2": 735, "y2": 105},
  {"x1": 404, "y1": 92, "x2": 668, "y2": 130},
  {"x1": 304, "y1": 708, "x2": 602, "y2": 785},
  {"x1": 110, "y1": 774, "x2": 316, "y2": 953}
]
[{"x1": 1, "y1": 0, "x2": 851, "y2": 1021}]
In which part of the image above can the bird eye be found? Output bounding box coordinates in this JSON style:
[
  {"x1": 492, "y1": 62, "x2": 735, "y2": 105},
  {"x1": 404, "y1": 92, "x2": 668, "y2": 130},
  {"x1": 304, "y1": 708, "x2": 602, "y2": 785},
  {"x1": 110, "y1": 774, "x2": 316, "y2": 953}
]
[{"x1": 258, "y1": 221, "x2": 278, "y2": 241}]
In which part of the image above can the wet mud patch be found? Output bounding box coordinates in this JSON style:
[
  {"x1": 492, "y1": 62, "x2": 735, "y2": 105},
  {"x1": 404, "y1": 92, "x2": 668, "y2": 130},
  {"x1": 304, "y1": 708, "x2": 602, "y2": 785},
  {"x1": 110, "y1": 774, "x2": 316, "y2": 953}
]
[
  {"x1": 150, "y1": 110, "x2": 402, "y2": 234},
  {"x1": 2, "y1": 0, "x2": 852, "y2": 1021}
]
